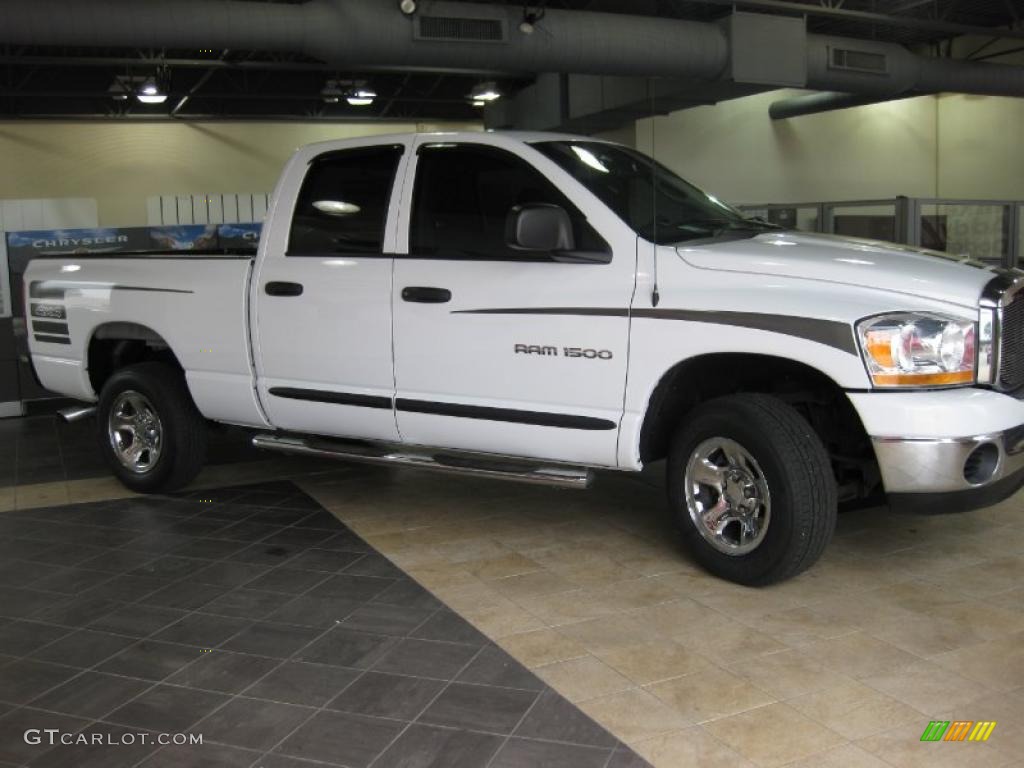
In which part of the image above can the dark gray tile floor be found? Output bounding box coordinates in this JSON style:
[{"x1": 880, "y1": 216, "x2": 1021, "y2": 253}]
[
  {"x1": 0, "y1": 481, "x2": 650, "y2": 768},
  {"x1": 0, "y1": 413, "x2": 271, "y2": 487}
]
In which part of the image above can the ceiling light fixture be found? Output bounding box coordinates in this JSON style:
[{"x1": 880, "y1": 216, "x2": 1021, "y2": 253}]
[
  {"x1": 469, "y1": 82, "x2": 501, "y2": 103},
  {"x1": 399, "y1": 0, "x2": 417, "y2": 15},
  {"x1": 519, "y1": 5, "x2": 545, "y2": 35},
  {"x1": 135, "y1": 77, "x2": 167, "y2": 104},
  {"x1": 346, "y1": 87, "x2": 377, "y2": 106}
]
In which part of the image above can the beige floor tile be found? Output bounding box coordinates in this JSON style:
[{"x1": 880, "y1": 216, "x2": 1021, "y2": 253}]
[
  {"x1": 780, "y1": 743, "x2": 893, "y2": 768},
  {"x1": 862, "y1": 659, "x2": 993, "y2": 714},
  {"x1": 402, "y1": 561, "x2": 480, "y2": 590},
  {"x1": 788, "y1": 679, "x2": 924, "y2": 740},
  {"x1": 692, "y1": 582, "x2": 809, "y2": 619},
  {"x1": 515, "y1": 590, "x2": 621, "y2": 626},
  {"x1": 800, "y1": 632, "x2": 921, "y2": 679},
  {"x1": 456, "y1": 598, "x2": 547, "y2": 638},
  {"x1": 919, "y1": 556, "x2": 1024, "y2": 598},
  {"x1": 487, "y1": 569, "x2": 577, "y2": 600},
  {"x1": 14, "y1": 481, "x2": 69, "y2": 509},
  {"x1": 632, "y1": 727, "x2": 757, "y2": 768},
  {"x1": 462, "y1": 552, "x2": 543, "y2": 580},
  {"x1": 0, "y1": 485, "x2": 16, "y2": 512},
  {"x1": 645, "y1": 666, "x2": 775, "y2": 725},
  {"x1": 559, "y1": 615, "x2": 658, "y2": 653},
  {"x1": 866, "y1": 612, "x2": 1001, "y2": 658},
  {"x1": 595, "y1": 639, "x2": 714, "y2": 686},
  {"x1": 496, "y1": 628, "x2": 587, "y2": 668},
  {"x1": 856, "y1": 719, "x2": 1010, "y2": 768},
  {"x1": 577, "y1": 688, "x2": 692, "y2": 743},
  {"x1": 726, "y1": 649, "x2": 854, "y2": 699},
  {"x1": 744, "y1": 604, "x2": 860, "y2": 647},
  {"x1": 62, "y1": 475, "x2": 137, "y2": 503},
  {"x1": 623, "y1": 598, "x2": 728, "y2": 639},
  {"x1": 930, "y1": 635, "x2": 1024, "y2": 692},
  {"x1": 534, "y1": 654, "x2": 634, "y2": 702},
  {"x1": 704, "y1": 702, "x2": 845, "y2": 768},
  {"x1": 672, "y1": 613, "x2": 790, "y2": 659},
  {"x1": 596, "y1": 575, "x2": 690, "y2": 610}
]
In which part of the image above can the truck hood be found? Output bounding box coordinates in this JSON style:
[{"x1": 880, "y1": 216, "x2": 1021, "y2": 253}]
[{"x1": 676, "y1": 231, "x2": 997, "y2": 309}]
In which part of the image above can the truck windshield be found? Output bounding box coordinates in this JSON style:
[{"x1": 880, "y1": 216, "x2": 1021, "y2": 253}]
[{"x1": 532, "y1": 141, "x2": 779, "y2": 245}]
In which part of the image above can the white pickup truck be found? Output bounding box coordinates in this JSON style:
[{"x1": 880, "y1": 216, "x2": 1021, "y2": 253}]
[{"x1": 24, "y1": 131, "x2": 1024, "y2": 585}]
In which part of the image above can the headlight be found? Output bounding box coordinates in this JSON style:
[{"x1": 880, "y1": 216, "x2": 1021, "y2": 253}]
[{"x1": 857, "y1": 312, "x2": 976, "y2": 388}]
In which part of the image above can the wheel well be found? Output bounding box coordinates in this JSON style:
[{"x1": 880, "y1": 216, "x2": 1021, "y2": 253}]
[
  {"x1": 87, "y1": 323, "x2": 183, "y2": 395},
  {"x1": 639, "y1": 353, "x2": 879, "y2": 501}
]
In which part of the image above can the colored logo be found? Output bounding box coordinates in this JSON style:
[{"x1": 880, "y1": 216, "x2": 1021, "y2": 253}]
[{"x1": 920, "y1": 720, "x2": 997, "y2": 742}]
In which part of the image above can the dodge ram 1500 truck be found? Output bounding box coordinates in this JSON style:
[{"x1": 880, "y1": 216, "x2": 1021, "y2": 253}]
[{"x1": 24, "y1": 132, "x2": 1024, "y2": 585}]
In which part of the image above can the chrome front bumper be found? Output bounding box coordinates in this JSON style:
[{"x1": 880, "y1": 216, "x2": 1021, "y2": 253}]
[{"x1": 873, "y1": 424, "x2": 1024, "y2": 494}]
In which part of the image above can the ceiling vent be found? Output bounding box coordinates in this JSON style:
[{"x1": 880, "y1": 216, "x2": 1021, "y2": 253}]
[
  {"x1": 414, "y1": 15, "x2": 507, "y2": 43},
  {"x1": 829, "y1": 47, "x2": 888, "y2": 75}
]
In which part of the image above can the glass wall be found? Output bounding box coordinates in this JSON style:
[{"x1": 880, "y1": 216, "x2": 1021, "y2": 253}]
[{"x1": 919, "y1": 203, "x2": 1010, "y2": 265}]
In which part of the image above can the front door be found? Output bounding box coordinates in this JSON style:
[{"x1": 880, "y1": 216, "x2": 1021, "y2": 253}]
[
  {"x1": 253, "y1": 140, "x2": 407, "y2": 441},
  {"x1": 391, "y1": 138, "x2": 636, "y2": 467}
]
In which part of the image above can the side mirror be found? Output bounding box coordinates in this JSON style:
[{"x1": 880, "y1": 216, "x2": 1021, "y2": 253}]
[{"x1": 506, "y1": 204, "x2": 575, "y2": 252}]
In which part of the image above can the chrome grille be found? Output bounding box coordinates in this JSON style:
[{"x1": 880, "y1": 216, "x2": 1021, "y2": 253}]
[{"x1": 999, "y1": 290, "x2": 1024, "y2": 391}]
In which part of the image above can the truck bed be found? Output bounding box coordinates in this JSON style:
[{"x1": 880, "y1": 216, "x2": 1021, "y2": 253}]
[{"x1": 24, "y1": 254, "x2": 267, "y2": 428}]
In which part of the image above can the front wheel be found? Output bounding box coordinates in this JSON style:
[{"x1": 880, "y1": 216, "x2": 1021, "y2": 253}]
[
  {"x1": 96, "y1": 362, "x2": 208, "y2": 493},
  {"x1": 667, "y1": 394, "x2": 836, "y2": 585}
]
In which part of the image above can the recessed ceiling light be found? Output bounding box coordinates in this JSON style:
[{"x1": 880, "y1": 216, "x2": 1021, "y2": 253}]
[
  {"x1": 346, "y1": 88, "x2": 377, "y2": 106},
  {"x1": 136, "y1": 78, "x2": 167, "y2": 104},
  {"x1": 470, "y1": 82, "x2": 501, "y2": 103}
]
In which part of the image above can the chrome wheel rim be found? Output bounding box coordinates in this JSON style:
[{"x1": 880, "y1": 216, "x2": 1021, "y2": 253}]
[
  {"x1": 683, "y1": 437, "x2": 771, "y2": 556},
  {"x1": 108, "y1": 390, "x2": 163, "y2": 474}
]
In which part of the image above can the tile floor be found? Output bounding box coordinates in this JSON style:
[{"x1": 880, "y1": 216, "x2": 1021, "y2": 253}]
[
  {"x1": 2, "y1": 412, "x2": 1024, "y2": 767},
  {"x1": 0, "y1": 480, "x2": 647, "y2": 768}
]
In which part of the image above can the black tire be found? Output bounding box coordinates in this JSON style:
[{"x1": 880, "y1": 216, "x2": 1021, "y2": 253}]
[
  {"x1": 96, "y1": 362, "x2": 208, "y2": 493},
  {"x1": 667, "y1": 393, "x2": 836, "y2": 586}
]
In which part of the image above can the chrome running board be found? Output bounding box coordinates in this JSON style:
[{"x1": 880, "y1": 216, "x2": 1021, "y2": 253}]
[
  {"x1": 57, "y1": 405, "x2": 96, "y2": 423},
  {"x1": 251, "y1": 434, "x2": 592, "y2": 489}
]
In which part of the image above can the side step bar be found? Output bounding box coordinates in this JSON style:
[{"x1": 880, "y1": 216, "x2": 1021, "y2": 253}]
[
  {"x1": 252, "y1": 434, "x2": 592, "y2": 490},
  {"x1": 58, "y1": 405, "x2": 96, "y2": 423}
]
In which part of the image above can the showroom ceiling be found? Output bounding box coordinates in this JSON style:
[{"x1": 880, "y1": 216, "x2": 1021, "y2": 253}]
[{"x1": 0, "y1": 0, "x2": 1021, "y2": 121}]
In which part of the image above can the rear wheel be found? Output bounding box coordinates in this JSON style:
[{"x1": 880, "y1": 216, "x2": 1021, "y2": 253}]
[
  {"x1": 667, "y1": 393, "x2": 836, "y2": 585},
  {"x1": 97, "y1": 362, "x2": 207, "y2": 493}
]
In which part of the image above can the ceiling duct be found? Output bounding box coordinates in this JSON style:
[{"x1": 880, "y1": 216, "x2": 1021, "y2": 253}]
[
  {"x1": 414, "y1": 16, "x2": 507, "y2": 44},
  {"x1": 3, "y1": 0, "x2": 1024, "y2": 119}
]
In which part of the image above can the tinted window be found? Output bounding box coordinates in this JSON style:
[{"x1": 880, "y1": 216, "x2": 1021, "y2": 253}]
[
  {"x1": 532, "y1": 141, "x2": 778, "y2": 245},
  {"x1": 411, "y1": 144, "x2": 606, "y2": 260},
  {"x1": 289, "y1": 145, "x2": 403, "y2": 256}
]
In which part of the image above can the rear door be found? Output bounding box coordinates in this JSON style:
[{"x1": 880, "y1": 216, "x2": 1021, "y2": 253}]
[
  {"x1": 390, "y1": 138, "x2": 636, "y2": 467},
  {"x1": 252, "y1": 140, "x2": 407, "y2": 440}
]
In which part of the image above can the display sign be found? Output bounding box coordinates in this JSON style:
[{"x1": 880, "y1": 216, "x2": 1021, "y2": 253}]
[
  {"x1": 4, "y1": 223, "x2": 262, "y2": 263},
  {"x1": 217, "y1": 223, "x2": 263, "y2": 250}
]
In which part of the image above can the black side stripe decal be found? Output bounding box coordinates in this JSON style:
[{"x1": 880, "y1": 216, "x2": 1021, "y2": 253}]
[
  {"x1": 269, "y1": 387, "x2": 392, "y2": 409},
  {"x1": 455, "y1": 307, "x2": 629, "y2": 318},
  {"x1": 268, "y1": 387, "x2": 614, "y2": 430},
  {"x1": 454, "y1": 307, "x2": 856, "y2": 355},
  {"x1": 34, "y1": 334, "x2": 71, "y2": 345},
  {"x1": 28, "y1": 281, "x2": 192, "y2": 297},
  {"x1": 631, "y1": 309, "x2": 857, "y2": 355},
  {"x1": 111, "y1": 285, "x2": 193, "y2": 294},
  {"x1": 31, "y1": 320, "x2": 69, "y2": 335},
  {"x1": 396, "y1": 398, "x2": 616, "y2": 431}
]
